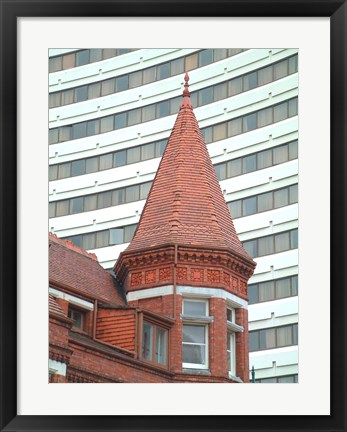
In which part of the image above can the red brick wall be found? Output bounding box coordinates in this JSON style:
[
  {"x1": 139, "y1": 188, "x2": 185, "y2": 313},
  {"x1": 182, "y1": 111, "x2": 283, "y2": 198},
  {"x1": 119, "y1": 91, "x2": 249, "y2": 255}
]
[
  {"x1": 236, "y1": 308, "x2": 249, "y2": 382},
  {"x1": 209, "y1": 297, "x2": 228, "y2": 377}
]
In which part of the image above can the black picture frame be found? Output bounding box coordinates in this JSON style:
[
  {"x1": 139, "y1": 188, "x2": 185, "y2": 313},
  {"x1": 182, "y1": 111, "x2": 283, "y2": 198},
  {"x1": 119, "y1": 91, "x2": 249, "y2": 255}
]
[{"x1": 1, "y1": 1, "x2": 346, "y2": 431}]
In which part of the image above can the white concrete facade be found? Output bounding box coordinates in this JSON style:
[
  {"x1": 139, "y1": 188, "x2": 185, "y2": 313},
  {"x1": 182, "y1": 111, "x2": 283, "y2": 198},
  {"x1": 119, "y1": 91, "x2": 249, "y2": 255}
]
[{"x1": 49, "y1": 48, "x2": 298, "y2": 383}]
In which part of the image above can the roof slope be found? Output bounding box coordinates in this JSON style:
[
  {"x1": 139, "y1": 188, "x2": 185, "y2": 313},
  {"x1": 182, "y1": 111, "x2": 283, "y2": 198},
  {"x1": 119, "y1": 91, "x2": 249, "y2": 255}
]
[
  {"x1": 49, "y1": 293, "x2": 67, "y2": 318},
  {"x1": 49, "y1": 233, "x2": 125, "y2": 305},
  {"x1": 127, "y1": 74, "x2": 251, "y2": 261}
]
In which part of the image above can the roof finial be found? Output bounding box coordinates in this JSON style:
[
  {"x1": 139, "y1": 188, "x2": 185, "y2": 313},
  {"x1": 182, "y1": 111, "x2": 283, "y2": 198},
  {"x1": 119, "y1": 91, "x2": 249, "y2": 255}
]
[{"x1": 183, "y1": 72, "x2": 190, "y2": 97}]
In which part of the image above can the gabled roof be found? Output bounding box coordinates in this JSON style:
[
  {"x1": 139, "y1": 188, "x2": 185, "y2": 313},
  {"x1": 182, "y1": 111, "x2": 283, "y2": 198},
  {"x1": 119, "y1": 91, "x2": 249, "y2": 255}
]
[
  {"x1": 126, "y1": 73, "x2": 252, "y2": 262},
  {"x1": 49, "y1": 233, "x2": 125, "y2": 305}
]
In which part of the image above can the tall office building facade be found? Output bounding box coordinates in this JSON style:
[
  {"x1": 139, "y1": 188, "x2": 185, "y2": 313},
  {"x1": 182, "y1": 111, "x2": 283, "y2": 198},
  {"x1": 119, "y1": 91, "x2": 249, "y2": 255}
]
[{"x1": 49, "y1": 48, "x2": 298, "y2": 383}]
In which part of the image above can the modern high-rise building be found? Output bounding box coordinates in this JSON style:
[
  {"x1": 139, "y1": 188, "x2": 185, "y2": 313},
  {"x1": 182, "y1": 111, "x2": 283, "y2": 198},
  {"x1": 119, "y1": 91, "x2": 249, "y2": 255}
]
[{"x1": 49, "y1": 48, "x2": 298, "y2": 383}]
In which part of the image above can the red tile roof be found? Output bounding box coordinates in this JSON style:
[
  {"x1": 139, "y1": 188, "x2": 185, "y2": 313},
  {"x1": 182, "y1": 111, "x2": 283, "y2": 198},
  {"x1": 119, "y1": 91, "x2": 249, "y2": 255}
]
[
  {"x1": 126, "y1": 73, "x2": 252, "y2": 262},
  {"x1": 49, "y1": 233, "x2": 125, "y2": 305}
]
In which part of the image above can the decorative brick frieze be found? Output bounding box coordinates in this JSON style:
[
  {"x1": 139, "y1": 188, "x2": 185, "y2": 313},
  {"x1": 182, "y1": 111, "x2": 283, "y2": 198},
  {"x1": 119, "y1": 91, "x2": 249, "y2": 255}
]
[
  {"x1": 207, "y1": 269, "x2": 220, "y2": 283},
  {"x1": 191, "y1": 267, "x2": 204, "y2": 282},
  {"x1": 159, "y1": 267, "x2": 172, "y2": 282},
  {"x1": 145, "y1": 270, "x2": 156, "y2": 284},
  {"x1": 176, "y1": 267, "x2": 187, "y2": 281},
  {"x1": 131, "y1": 272, "x2": 142, "y2": 287}
]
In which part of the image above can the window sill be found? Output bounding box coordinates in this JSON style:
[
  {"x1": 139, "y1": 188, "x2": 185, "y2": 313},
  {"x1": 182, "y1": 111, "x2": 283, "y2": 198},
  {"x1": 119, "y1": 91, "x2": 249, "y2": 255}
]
[
  {"x1": 182, "y1": 368, "x2": 211, "y2": 376},
  {"x1": 228, "y1": 373, "x2": 243, "y2": 383},
  {"x1": 227, "y1": 321, "x2": 244, "y2": 332}
]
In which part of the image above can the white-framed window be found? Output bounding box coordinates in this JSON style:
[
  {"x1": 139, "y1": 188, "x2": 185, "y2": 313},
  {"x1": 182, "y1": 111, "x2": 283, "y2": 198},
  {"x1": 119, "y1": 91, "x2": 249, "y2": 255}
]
[
  {"x1": 227, "y1": 307, "x2": 235, "y2": 323},
  {"x1": 227, "y1": 332, "x2": 236, "y2": 376},
  {"x1": 141, "y1": 320, "x2": 168, "y2": 366},
  {"x1": 182, "y1": 298, "x2": 209, "y2": 369}
]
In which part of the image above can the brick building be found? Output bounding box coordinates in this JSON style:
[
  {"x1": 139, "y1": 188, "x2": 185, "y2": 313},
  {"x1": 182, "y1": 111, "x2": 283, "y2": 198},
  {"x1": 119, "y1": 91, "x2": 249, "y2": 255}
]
[{"x1": 49, "y1": 74, "x2": 256, "y2": 383}]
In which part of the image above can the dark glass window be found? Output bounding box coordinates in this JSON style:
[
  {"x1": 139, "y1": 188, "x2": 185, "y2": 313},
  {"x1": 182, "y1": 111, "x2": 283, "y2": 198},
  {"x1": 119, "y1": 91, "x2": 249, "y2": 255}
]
[
  {"x1": 76, "y1": 50, "x2": 89, "y2": 66},
  {"x1": 199, "y1": 87, "x2": 213, "y2": 105},
  {"x1": 71, "y1": 160, "x2": 85, "y2": 177},
  {"x1": 75, "y1": 86, "x2": 88, "y2": 102},
  {"x1": 243, "y1": 154, "x2": 257, "y2": 173},
  {"x1": 114, "y1": 150, "x2": 126, "y2": 167},
  {"x1": 199, "y1": 49, "x2": 213, "y2": 67},
  {"x1": 72, "y1": 123, "x2": 87, "y2": 140},
  {"x1": 116, "y1": 75, "x2": 129, "y2": 92},
  {"x1": 115, "y1": 112, "x2": 127, "y2": 129},
  {"x1": 158, "y1": 63, "x2": 170, "y2": 80},
  {"x1": 157, "y1": 101, "x2": 170, "y2": 118}
]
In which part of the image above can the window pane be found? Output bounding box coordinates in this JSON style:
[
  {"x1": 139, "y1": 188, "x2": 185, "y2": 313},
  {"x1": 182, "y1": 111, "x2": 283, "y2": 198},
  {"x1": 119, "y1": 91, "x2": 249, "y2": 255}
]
[
  {"x1": 249, "y1": 332, "x2": 259, "y2": 351},
  {"x1": 274, "y1": 59, "x2": 288, "y2": 80},
  {"x1": 75, "y1": 50, "x2": 89, "y2": 66},
  {"x1": 156, "y1": 140, "x2": 167, "y2": 157},
  {"x1": 243, "y1": 113, "x2": 257, "y2": 132},
  {"x1": 292, "y1": 275, "x2": 298, "y2": 296},
  {"x1": 141, "y1": 143, "x2": 155, "y2": 161},
  {"x1": 276, "y1": 278, "x2": 291, "y2": 299},
  {"x1": 243, "y1": 197, "x2": 257, "y2": 216},
  {"x1": 289, "y1": 56, "x2": 298, "y2": 74},
  {"x1": 72, "y1": 123, "x2": 86, "y2": 139},
  {"x1": 140, "y1": 182, "x2": 152, "y2": 200},
  {"x1": 143, "y1": 67, "x2": 156, "y2": 84},
  {"x1": 142, "y1": 322, "x2": 153, "y2": 360},
  {"x1": 258, "y1": 192, "x2": 273, "y2": 212},
  {"x1": 129, "y1": 70, "x2": 142, "y2": 88},
  {"x1": 243, "y1": 154, "x2": 256, "y2": 173},
  {"x1": 58, "y1": 162, "x2": 71, "y2": 179},
  {"x1": 170, "y1": 96, "x2": 181, "y2": 114},
  {"x1": 101, "y1": 79, "x2": 115, "y2": 96},
  {"x1": 275, "y1": 232, "x2": 290, "y2": 252},
  {"x1": 112, "y1": 189, "x2": 125, "y2": 206},
  {"x1": 248, "y1": 284, "x2": 258, "y2": 304},
  {"x1": 49, "y1": 56, "x2": 62, "y2": 73},
  {"x1": 215, "y1": 164, "x2": 227, "y2": 181},
  {"x1": 229, "y1": 200, "x2": 242, "y2": 219},
  {"x1": 49, "y1": 165, "x2": 58, "y2": 181},
  {"x1": 229, "y1": 77, "x2": 242, "y2": 96},
  {"x1": 100, "y1": 116, "x2": 114, "y2": 133},
  {"x1": 274, "y1": 188, "x2": 289, "y2": 208},
  {"x1": 114, "y1": 150, "x2": 126, "y2": 167},
  {"x1": 87, "y1": 119, "x2": 100, "y2": 136},
  {"x1": 62, "y1": 53, "x2": 75, "y2": 70},
  {"x1": 157, "y1": 62, "x2": 170, "y2": 80},
  {"x1": 48, "y1": 204, "x2": 56, "y2": 222},
  {"x1": 84, "y1": 194, "x2": 97, "y2": 211},
  {"x1": 259, "y1": 328, "x2": 276, "y2": 349},
  {"x1": 156, "y1": 327, "x2": 167, "y2": 365},
  {"x1": 68, "y1": 235, "x2": 82, "y2": 247},
  {"x1": 257, "y1": 107, "x2": 273, "y2": 128},
  {"x1": 102, "y1": 48, "x2": 117, "y2": 59},
  {"x1": 213, "y1": 48, "x2": 227, "y2": 61},
  {"x1": 127, "y1": 147, "x2": 141, "y2": 164},
  {"x1": 49, "y1": 129, "x2": 59, "y2": 145},
  {"x1": 61, "y1": 90, "x2": 73, "y2": 106},
  {"x1": 225, "y1": 160, "x2": 240, "y2": 180},
  {"x1": 183, "y1": 300, "x2": 207, "y2": 316},
  {"x1": 291, "y1": 229, "x2": 298, "y2": 248},
  {"x1": 171, "y1": 57, "x2": 184, "y2": 75},
  {"x1": 49, "y1": 92, "x2": 61, "y2": 108},
  {"x1": 274, "y1": 102, "x2": 288, "y2": 122},
  {"x1": 88, "y1": 82, "x2": 101, "y2": 99},
  {"x1": 85, "y1": 157, "x2": 98, "y2": 174},
  {"x1": 185, "y1": 53, "x2": 198, "y2": 71},
  {"x1": 82, "y1": 233, "x2": 96, "y2": 250},
  {"x1": 56, "y1": 200, "x2": 69, "y2": 217},
  {"x1": 293, "y1": 324, "x2": 298, "y2": 345},
  {"x1": 257, "y1": 150, "x2": 272, "y2": 170},
  {"x1": 95, "y1": 230, "x2": 108, "y2": 248},
  {"x1": 124, "y1": 224, "x2": 137, "y2": 243},
  {"x1": 288, "y1": 98, "x2": 298, "y2": 117},
  {"x1": 213, "y1": 123, "x2": 227, "y2": 141},
  {"x1": 243, "y1": 240, "x2": 257, "y2": 258},
  {"x1": 183, "y1": 324, "x2": 205, "y2": 344},
  {"x1": 289, "y1": 140, "x2": 298, "y2": 160},
  {"x1": 277, "y1": 326, "x2": 292, "y2": 347},
  {"x1": 182, "y1": 344, "x2": 205, "y2": 365},
  {"x1": 258, "y1": 281, "x2": 275, "y2": 302},
  {"x1": 190, "y1": 92, "x2": 198, "y2": 108},
  {"x1": 199, "y1": 49, "x2": 213, "y2": 67},
  {"x1": 198, "y1": 87, "x2": 213, "y2": 106},
  {"x1": 201, "y1": 127, "x2": 213, "y2": 144},
  {"x1": 70, "y1": 197, "x2": 83, "y2": 214},
  {"x1": 128, "y1": 108, "x2": 141, "y2": 126},
  {"x1": 99, "y1": 154, "x2": 113, "y2": 170},
  {"x1": 243, "y1": 72, "x2": 257, "y2": 91},
  {"x1": 98, "y1": 191, "x2": 112, "y2": 209},
  {"x1": 258, "y1": 65, "x2": 273, "y2": 85},
  {"x1": 89, "y1": 49, "x2": 103, "y2": 62},
  {"x1": 109, "y1": 228, "x2": 124, "y2": 245},
  {"x1": 70, "y1": 159, "x2": 85, "y2": 177},
  {"x1": 157, "y1": 100, "x2": 170, "y2": 118},
  {"x1": 114, "y1": 112, "x2": 127, "y2": 129},
  {"x1": 142, "y1": 105, "x2": 156, "y2": 122},
  {"x1": 214, "y1": 82, "x2": 227, "y2": 102},
  {"x1": 278, "y1": 375, "x2": 295, "y2": 383},
  {"x1": 258, "y1": 236, "x2": 274, "y2": 256},
  {"x1": 273, "y1": 145, "x2": 289, "y2": 164},
  {"x1": 116, "y1": 75, "x2": 129, "y2": 92},
  {"x1": 126, "y1": 185, "x2": 139, "y2": 202},
  {"x1": 75, "y1": 85, "x2": 88, "y2": 102}
]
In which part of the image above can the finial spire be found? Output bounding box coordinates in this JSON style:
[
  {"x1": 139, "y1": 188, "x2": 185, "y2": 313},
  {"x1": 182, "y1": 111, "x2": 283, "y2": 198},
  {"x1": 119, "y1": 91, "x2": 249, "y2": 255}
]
[{"x1": 183, "y1": 72, "x2": 190, "y2": 97}]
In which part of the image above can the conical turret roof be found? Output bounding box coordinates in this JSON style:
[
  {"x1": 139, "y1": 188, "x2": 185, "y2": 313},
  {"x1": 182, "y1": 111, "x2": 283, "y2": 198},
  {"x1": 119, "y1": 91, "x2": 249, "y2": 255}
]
[{"x1": 126, "y1": 73, "x2": 252, "y2": 262}]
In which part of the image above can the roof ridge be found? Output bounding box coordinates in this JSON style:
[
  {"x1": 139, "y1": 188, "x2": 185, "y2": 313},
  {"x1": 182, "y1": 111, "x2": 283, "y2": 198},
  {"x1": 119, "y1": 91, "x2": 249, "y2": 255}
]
[{"x1": 49, "y1": 232, "x2": 98, "y2": 261}]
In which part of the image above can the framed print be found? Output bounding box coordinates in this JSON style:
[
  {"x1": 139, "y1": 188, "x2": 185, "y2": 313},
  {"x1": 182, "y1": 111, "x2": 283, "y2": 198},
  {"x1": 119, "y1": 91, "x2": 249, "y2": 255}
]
[{"x1": 1, "y1": 1, "x2": 346, "y2": 431}]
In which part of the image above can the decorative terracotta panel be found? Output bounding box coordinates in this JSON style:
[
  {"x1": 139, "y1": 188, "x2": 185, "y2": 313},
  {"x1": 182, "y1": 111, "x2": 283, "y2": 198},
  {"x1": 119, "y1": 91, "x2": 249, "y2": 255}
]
[
  {"x1": 145, "y1": 270, "x2": 156, "y2": 284},
  {"x1": 159, "y1": 267, "x2": 172, "y2": 282},
  {"x1": 207, "y1": 269, "x2": 220, "y2": 283},
  {"x1": 223, "y1": 272, "x2": 230, "y2": 286},
  {"x1": 177, "y1": 267, "x2": 187, "y2": 281},
  {"x1": 232, "y1": 277, "x2": 238, "y2": 289},
  {"x1": 240, "y1": 280, "x2": 247, "y2": 294},
  {"x1": 191, "y1": 268, "x2": 204, "y2": 282},
  {"x1": 131, "y1": 272, "x2": 142, "y2": 287}
]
